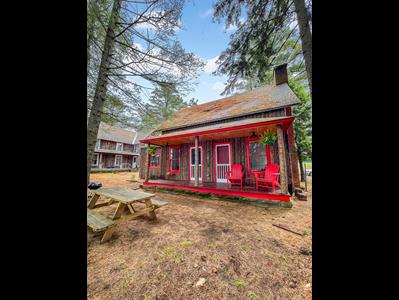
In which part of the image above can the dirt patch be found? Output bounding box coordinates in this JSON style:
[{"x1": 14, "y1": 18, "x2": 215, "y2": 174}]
[{"x1": 88, "y1": 172, "x2": 312, "y2": 300}]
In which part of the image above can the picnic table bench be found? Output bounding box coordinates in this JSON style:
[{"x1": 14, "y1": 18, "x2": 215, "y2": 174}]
[{"x1": 87, "y1": 187, "x2": 168, "y2": 243}]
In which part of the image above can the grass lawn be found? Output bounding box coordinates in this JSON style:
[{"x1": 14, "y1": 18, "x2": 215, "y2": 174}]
[
  {"x1": 88, "y1": 172, "x2": 312, "y2": 300},
  {"x1": 304, "y1": 161, "x2": 312, "y2": 169}
]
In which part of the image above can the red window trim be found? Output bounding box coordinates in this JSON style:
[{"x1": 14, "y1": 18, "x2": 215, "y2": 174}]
[
  {"x1": 245, "y1": 137, "x2": 271, "y2": 175},
  {"x1": 149, "y1": 149, "x2": 161, "y2": 169},
  {"x1": 167, "y1": 145, "x2": 181, "y2": 174},
  {"x1": 188, "y1": 145, "x2": 204, "y2": 182},
  {"x1": 213, "y1": 142, "x2": 233, "y2": 183}
]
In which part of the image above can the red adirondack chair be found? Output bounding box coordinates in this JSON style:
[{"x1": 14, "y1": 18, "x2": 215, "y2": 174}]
[
  {"x1": 225, "y1": 164, "x2": 244, "y2": 189},
  {"x1": 254, "y1": 164, "x2": 282, "y2": 192}
]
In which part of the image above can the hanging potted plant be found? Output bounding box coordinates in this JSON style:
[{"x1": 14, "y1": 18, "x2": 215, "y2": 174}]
[{"x1": 259, "y1": 130, "x2": 276, "y2": 146}]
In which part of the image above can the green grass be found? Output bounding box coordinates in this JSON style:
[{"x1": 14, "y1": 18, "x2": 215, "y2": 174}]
[
  {"x1": 233, "y1": 278, "x2": 246, "y2": 289},
  {"x1": 179, "y1": 240, "x2": 193, "y2": 247},
  {"x1": 248, "y1": 291, "x2": 258, "y2": 300}
]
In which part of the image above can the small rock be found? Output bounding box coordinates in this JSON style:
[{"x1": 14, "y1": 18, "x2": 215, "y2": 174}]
[
  {"x1": 305, "y1": 283, "x2": 311, "y2": 288},
  {"x1": 289, "y1": 281, "x2": 296, "y2": 288},
  {"x1": 195, "y1": 277, "x2": 206, "y2": 287},
  {"x1": 194, "y1": 263, "x2": 199, "y2": 268},
  {"x1": 299, "y1": 247, "x2": 312, "y2": 256},
  {"x1": 201, "y1": 256, "x2": 207, "y2": 261},
  {"x1": 211, "y1": 267, "x2": 218, "y2": 273}
]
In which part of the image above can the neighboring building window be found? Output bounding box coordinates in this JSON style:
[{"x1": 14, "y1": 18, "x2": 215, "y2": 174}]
[
  {"x1": 246, "y1": 138, "x2": 268, "y2": 173},
  {"x1": 115, "y1": 155, "x2": 122, "y2": 167},
  {"x1": 92, "y1": 154, "x2": 99, "y2": 166},
  {"x1": 116, "y1": 143, "x2": 123, "y2": 151},
  {"x1": 95, "y1": 139, "x2": 100, "y2": 149},
  {"x1": 150, "y1": 150, "x2": 161, "y2": 169},
  {"x1": 168, "y1": 146, "x2": 180, "y2": 173}
]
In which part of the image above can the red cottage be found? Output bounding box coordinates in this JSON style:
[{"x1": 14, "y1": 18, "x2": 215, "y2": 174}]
[{"x1": 139, "y1": 64, "x2": 301, "y2": 203}]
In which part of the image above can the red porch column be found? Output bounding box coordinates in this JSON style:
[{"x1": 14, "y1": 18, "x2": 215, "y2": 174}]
[
  {"x1": 145, "y1": 143, "x2": 150, "y2": 182},
  {"x1": 276, "y1": 125, "x2": 289, "y2": 194},
  {"x1": 194, "y1": 136, "x2": 199, "y2": 186}
]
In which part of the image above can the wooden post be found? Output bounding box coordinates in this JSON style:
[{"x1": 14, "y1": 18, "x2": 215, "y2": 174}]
[
  {"x1": 276, "y1": 125, "x2": 289, "y2": 194},
  {"x1": 304, "y1": 162, "x2": 307, "y2": 192},
  {"x1": 194, "y1": 136, "x2": 199, "y2": 187},
  {"x1": 287, "y1": 124, "x2": 301, "y2": 188},
  {"x1": 99, "y1": 153, "x2": 102, "y2": 169},
  {"x1": 145, "y1": 143, "x2": 150, "y2": 182}
]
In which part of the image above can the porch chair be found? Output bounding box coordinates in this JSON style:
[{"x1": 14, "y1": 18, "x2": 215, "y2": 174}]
[
  {"x1": 255, "y1": 164, "x2": 282, "y2": 192},
  {"x1": 225, "y1": 164, "x2": 244, "y2": 189}
]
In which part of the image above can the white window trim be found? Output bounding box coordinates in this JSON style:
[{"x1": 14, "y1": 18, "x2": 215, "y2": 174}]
[
  {"x1": 114, "y1": 155, "x2": 122, "y2": 167},
  {"x1": 92, "y1": 153, "x2": 99, "y2": 166},
  {"x1": 95, "y1": 139, "x2": 101, "y2": 150},
  {"x1": 116, "y1": 142, "x2": 124, "y2": 152}
]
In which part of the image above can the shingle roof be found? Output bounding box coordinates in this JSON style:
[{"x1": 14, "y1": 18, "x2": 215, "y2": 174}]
[
  {"x1": 155, "y1": 83, "x2": 299, "y2": 132},
  {"x1": 97, "y1": 122, "x2": 142, "y2": 144}
]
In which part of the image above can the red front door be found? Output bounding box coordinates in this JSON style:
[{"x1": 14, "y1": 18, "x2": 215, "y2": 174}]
[{"x1": 215, "y1": 143, "x2": 231, "y2": 183}]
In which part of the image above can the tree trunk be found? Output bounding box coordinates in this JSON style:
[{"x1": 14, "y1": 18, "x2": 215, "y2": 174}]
[
  {"x1": 298, "y1": 154, "x2": 305, "y2": 182},
  {"x1": 87, "y1": 0, "x2": 122, "y2": 185},
  {"x1": 293, "y1": 0, "x2": 312, "y2": 94}
]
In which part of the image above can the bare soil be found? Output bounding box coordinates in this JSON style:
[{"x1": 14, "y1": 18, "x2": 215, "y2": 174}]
[{"x1": 88, "y1": 172, "x2": 312, "y2": 300}]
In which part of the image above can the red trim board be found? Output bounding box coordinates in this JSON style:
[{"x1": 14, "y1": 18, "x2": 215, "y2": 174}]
[{"x1": 143, "y1": 181, "x2": 290, "y2": 202}]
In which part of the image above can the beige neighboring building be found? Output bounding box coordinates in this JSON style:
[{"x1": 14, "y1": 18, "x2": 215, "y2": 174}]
[{"x1": 92, "y1": 122, "x2": 146, "y2": 170}]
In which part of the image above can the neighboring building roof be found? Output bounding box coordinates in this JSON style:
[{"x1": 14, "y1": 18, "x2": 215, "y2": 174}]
[
  {"x1": 133, "y1": 131, "x2": 151, "y2": 144},
  {"x1": 97, "y1": 122, "x2": 138, "y2": 144},
  {"x1": 155, "y1": 83, "x2": 299, "y2": 132}
]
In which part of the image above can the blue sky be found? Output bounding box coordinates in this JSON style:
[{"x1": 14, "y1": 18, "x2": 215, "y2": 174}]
[
  {"x1": 128, "y1": 0, "x2": 237, "y2": 105},
  {"x1": 175, "y1": 0, "x2": 235, "y2": 104}
]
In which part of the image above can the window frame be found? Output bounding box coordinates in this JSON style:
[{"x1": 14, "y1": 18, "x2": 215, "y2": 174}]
[
  {"x1": 149, "y1": 149, "x2": 162, "y2": 169},
  {"x1": 92, "y1": 153, "x2": 99, "y2": 166},
  {"x1": 167, "y1": 145, "x2": 181, "y2": 174},
  {"x1": 245, "y1": 137, "x2": 271, "y2": 174},
  {"x1": 116, "y1": 142, "x2": 124, "y2": 152},
  {"x1": 114, "y1": 154, "x2": 122, "y2": 167}
]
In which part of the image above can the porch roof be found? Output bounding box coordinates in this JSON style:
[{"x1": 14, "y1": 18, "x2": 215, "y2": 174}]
[{"x1": 140, "y1": 116, "x2": 294, "y2": 146}]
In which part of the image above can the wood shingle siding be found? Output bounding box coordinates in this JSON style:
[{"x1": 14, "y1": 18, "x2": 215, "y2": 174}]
[{"x1": 140, "y1": 134, "x2": 293, "y2": 188}]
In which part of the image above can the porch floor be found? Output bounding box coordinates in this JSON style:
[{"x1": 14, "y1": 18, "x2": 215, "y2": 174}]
[{"x1": 143, "y1": 179, "x2": 290, "y2": 202}]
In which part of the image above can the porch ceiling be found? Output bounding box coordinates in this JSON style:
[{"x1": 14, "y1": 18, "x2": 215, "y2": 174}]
[{"x1": 141, "y1": 116, "x2": 294, "y2": 146}]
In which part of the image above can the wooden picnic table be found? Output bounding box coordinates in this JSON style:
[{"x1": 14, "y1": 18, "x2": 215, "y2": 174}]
[{"x1": 87, "y1": 187, "x2": 167, "y2": 243}]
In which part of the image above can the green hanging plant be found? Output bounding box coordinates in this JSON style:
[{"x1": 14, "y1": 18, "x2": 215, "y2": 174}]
[
  {"x1": 259, "y1": 130, "x2": 276, "y2": 146},
  {"x1": 147, "y1": 145, "x2": 158, "y2": 155}
]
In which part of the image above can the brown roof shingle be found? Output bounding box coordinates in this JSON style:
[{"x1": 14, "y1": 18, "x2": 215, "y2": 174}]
[
  {"x1": 97, "y1": 122, "x2": 138, "y2": 144},
  {"x1": 155, "y1": 83, "x2": 299, "y2": 132}
]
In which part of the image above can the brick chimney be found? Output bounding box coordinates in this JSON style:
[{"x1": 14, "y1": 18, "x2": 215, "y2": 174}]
[{"x1": 273, "y1": 63, "x2": 288, "y2": 85}]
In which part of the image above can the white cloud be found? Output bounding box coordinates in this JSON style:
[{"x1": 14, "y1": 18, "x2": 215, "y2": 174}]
[
  {"x1": 199, "y1": 8, "x2": 213, "y2": 18},
  {"x1": 210, "y1": 81, "x2": 226, "y2": 91},
  {"x1": 204, "y1": 56, "x2": 219, "y2": 74},
  {"x1": 223, "y1": 24, "x2": 237, "y2": 33}
]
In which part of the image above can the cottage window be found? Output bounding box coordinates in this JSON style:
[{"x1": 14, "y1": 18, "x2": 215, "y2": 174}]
[
  {"x1": 115, "y1": 155, "x2": 122, "y2": 167},
  {"x1": 247, "y1": 138, "x2": 267, "y2": 173},
  {"x1": 116, "y1": 143, "x2": 123, "y2": 151},
  {"x1": 150, "y1": 150, "x2": 161, "y2": 169},
  {"x1": 92, "y1": 154, "x2": 99, "y2": 166},
  {"x1": 168, "y1": 146, "x2": 180, "y2": 173}
]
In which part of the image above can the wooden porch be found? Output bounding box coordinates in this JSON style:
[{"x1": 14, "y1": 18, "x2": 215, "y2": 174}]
[{"x1": 143, "y1": 179, "x2": 291, "y2": 202}]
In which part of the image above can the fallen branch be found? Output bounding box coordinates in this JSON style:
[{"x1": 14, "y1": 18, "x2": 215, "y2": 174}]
[{"x1": 272, "y1": 224, "x2": 304, "y2": 236}]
